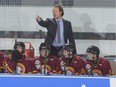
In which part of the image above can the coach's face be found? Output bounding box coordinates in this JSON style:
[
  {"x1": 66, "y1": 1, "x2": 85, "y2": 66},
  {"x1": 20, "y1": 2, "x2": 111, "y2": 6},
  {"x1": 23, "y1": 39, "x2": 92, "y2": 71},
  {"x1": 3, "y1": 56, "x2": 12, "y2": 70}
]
[{"x1": 53, "y1": 7, "x2": 62, "y2": 19}]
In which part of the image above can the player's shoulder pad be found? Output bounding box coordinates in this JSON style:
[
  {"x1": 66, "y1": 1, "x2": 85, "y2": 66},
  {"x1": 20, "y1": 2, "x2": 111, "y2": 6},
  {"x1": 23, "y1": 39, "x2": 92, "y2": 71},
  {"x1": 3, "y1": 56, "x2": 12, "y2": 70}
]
[
  {"x1": 99, "y1": 57, "x2": 109, "y2": 63},
  {"x1": 35, "y1": 56, "x2": 40, "y2": 59},
  {"x1": 4, "y1": 55, "x2": 10, "y2": 61},
  {"x1": 74, "y1": 55, "x2": 83, "y2": 60},
  {"x1": 31, "y1": 56, "x2": 40, "y2": 61},
  {"x1": 50, "y1": 55, "x2": 57, "y2": 59},
  {"x1": 0, "y1": 51, "x2": 4, "y2": 58}
]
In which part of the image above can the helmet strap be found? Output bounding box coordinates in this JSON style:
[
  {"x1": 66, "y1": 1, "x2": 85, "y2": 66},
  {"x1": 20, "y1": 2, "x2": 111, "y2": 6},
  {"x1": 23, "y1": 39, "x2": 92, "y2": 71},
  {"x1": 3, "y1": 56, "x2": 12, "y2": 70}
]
[{"x1": 92, "y1": 57, "x2": 99, "y2": 66}]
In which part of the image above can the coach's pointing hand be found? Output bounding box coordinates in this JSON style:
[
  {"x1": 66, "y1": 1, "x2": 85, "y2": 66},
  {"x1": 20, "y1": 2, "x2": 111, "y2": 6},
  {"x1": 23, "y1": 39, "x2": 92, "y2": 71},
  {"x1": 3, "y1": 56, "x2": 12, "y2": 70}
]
[{"x1": 35, "y1": 15, "x2": 41, "y2": 21}]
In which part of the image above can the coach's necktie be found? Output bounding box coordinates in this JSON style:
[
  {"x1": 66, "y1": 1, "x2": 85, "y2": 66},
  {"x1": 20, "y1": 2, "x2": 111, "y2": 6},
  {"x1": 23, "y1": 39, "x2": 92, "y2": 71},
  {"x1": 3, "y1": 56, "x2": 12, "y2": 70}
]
[{"x1": 57, "y1": 21, "x2": 61, "y2": 44}]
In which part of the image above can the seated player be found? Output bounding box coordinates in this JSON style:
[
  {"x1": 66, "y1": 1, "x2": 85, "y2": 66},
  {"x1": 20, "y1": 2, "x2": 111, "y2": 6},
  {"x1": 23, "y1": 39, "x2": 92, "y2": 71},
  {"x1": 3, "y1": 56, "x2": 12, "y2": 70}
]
[
  {"x1": 0, "y1": 51, "x2": 5, "y2": 73},
  {"x1": 31, "y1": 43, "x2": 57, "y2": 74},
  {"x1": 4, "y1": 42, "x2": 33, "y2": 74},
  {"x1": 85, "y1": 45, "x2": 112, "y2": 76},
  {"x1": 57, "y1": 43, "x2": 86, "y2": 75}
]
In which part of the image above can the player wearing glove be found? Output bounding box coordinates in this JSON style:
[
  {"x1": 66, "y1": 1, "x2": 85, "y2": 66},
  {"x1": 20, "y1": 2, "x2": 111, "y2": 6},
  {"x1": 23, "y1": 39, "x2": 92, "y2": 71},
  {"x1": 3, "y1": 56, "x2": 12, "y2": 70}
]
[{"x1": 4, "y1": 42, "x2": 33, "y2": 74}]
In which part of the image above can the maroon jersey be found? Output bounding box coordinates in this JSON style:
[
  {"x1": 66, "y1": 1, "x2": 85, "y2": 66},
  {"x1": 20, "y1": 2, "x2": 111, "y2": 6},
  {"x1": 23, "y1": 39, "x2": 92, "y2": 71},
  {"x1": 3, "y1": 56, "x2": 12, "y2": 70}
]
[
  {"x1": 57, "y1": 55, "x2": 86, "y2": 75},
  {"x1": 0, "y1": 52, "x2": 4, "y2": 73},
  {"x1": 4, "y1": 55, "x2": 32, "y2": 74},
  {"x1": 31, "y1": 56, "x2": 58, "y2": 74},
  {"x1": 85, "y1": 57, "x2": 112, "y2": 76}
]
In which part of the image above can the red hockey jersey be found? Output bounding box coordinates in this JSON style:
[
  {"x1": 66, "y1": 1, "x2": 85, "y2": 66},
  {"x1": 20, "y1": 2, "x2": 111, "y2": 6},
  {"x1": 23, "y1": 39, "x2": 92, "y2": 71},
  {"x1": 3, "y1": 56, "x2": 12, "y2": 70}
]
[
  {"x1": 57, "y1": 55, "x2": 86, "y2": 75},
  {"x1": 0, "y1": 52, "x2": 4, "y2": 73},
  {"x1": 4, "y1": 55, "x2": 33, "y2": 74},
  {"x1": 85, "y1": 57, "x2": 112, "y2": 76},
  {"x1": 31, "y1": 56, "x2": 58, "y2": 74}
]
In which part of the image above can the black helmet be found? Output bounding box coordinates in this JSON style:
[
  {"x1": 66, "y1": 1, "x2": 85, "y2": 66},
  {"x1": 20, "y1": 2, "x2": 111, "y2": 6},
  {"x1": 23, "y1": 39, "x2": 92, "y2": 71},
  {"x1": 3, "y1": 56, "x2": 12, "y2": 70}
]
[
  {"x1": 39, "y1": 43, "x2": 51, "y2": 51},
  {"x1": 63, "y1": 43, "x2": 74, "y2": 52},
  {"x1": 86, "y1": 45, "x2": 100, "y2": 55},
  {"x1": 14, "y1": 42, "x2": 25, "y2": 52}
]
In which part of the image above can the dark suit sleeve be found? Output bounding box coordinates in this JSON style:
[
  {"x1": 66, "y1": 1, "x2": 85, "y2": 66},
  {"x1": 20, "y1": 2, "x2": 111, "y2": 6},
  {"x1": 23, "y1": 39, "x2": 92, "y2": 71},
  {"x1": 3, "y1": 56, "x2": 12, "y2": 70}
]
[
  {"x1": 68, "y1": 22, "x2": 77, "y2": 54},
  {"x1": 36, "y1": 18, "x2": 49, "y2": 28},
  {"x1": 68, "y1": 22, "x2": 75, "y2": 44}
]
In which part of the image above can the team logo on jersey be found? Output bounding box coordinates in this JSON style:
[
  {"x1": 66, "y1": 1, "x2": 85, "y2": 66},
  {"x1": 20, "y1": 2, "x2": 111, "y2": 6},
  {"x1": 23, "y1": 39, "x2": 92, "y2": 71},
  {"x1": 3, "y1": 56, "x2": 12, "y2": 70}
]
[
  {"x1": 86, "y1": 64, "x2": 91, "y2": 70},
  {"x1": 74, "y1": 61, "x2": 77, "y2": 63},
  {"x1": 99, "y1": 64, "x2": 102, "y2": 66},
  {"x1": 60, "y1": 61, "x2": 66, "y2": 71},
  {"x1": 60, "y1": 61, "x2": 75, "y2": 75},
  {"x1": 16, "y1": 63, "x2": 26, "y2": 74},
  {"x1": 50, "y1": 59, "x2": 54, "y2": 61},
  {"x1": 35, "y1": 60, "x2": 41, "y2": 69}
]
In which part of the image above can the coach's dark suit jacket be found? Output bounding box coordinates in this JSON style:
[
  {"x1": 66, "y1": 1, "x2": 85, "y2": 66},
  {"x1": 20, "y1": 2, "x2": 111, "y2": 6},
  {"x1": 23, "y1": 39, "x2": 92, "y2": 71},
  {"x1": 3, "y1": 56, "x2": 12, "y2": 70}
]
[{"x1": 37, "y1": 18, "x2": 75, "y2": 46}]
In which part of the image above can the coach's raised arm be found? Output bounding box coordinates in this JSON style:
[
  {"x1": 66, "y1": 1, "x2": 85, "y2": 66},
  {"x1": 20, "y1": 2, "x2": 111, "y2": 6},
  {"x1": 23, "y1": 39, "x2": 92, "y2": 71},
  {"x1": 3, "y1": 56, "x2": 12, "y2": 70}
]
[{"x1": 35, "y1": 4, "x2": 76, "y2": 57}]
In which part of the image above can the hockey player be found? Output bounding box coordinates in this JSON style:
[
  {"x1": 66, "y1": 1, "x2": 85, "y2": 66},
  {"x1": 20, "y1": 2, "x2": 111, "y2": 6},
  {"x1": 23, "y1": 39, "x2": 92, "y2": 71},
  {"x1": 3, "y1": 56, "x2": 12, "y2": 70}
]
[
  {"x1": 4, "y1": 42, "x2": 33, "y2": 74},
  {"x1": 31, "y1": 43, "x2": 57, "y2": 74},
  {"x1": 0, "y1": 51, "x2": 4, "y2": 73},
  {"x1": 57, "y1": 43, "x2": 86, "y2": 75},
  {"x1": 85, "y1": 45, "x2": 112, "y2": 76}
]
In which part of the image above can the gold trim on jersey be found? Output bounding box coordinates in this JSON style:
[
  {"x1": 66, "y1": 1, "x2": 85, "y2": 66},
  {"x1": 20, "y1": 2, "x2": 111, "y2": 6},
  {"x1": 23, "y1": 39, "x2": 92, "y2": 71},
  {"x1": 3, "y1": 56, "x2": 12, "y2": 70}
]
[
  {"x1": 7, "y1": 66, "x2": 14, "y2": 73},
  {"x1": 107, "y1": 70, "x2": 112, "y2": 75},
  {"x1": 66, "y1": 66, "x2": 75, "y2": 74},
  {"x1": 4, "y1": 61, "x2": 14, "y2": 73},
  {"x1": 28, "y1": 72, "x2": 32, "y2": 74},
  {"x1": 81, "y1": 68, "x2": 86, "y2": 74},
  {"x1": 57, "y1": 71, "x2": 62, "y2": 74},
  {"x1": 41, "y1": 65, "x2": 51, "y2": 72},
  {"x1": 17, "y1": 63, "x2": 26, "y2": 74},
  {"x1": 92, "y1": 69, "x2": 102, "y2": 75},
  {"x1": 75, "y1": 72, "x2": 79, "y2": 75},
  {"x1": 52, "y1": 70, "x2": 56, "y2": 73},
  {"x1": 33, "y1": 70, "x2": 38, "y2": 73},
  {"x1": 0, "y1": 67, "x2": 4, "y2": 69}
]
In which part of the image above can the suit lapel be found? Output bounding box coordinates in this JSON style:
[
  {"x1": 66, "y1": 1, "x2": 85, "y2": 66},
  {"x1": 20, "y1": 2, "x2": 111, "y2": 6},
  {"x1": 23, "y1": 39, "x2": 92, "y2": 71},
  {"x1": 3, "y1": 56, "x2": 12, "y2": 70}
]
[
  {"x1": 53, "y1": 18, "x2": 57, "y2": 29},
  {"x1": 53, "y1": 18, "x2": 57, "y2": 24},
  {"x1": 52, "y1": 18, "x2": 57, "y2": 39}
]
